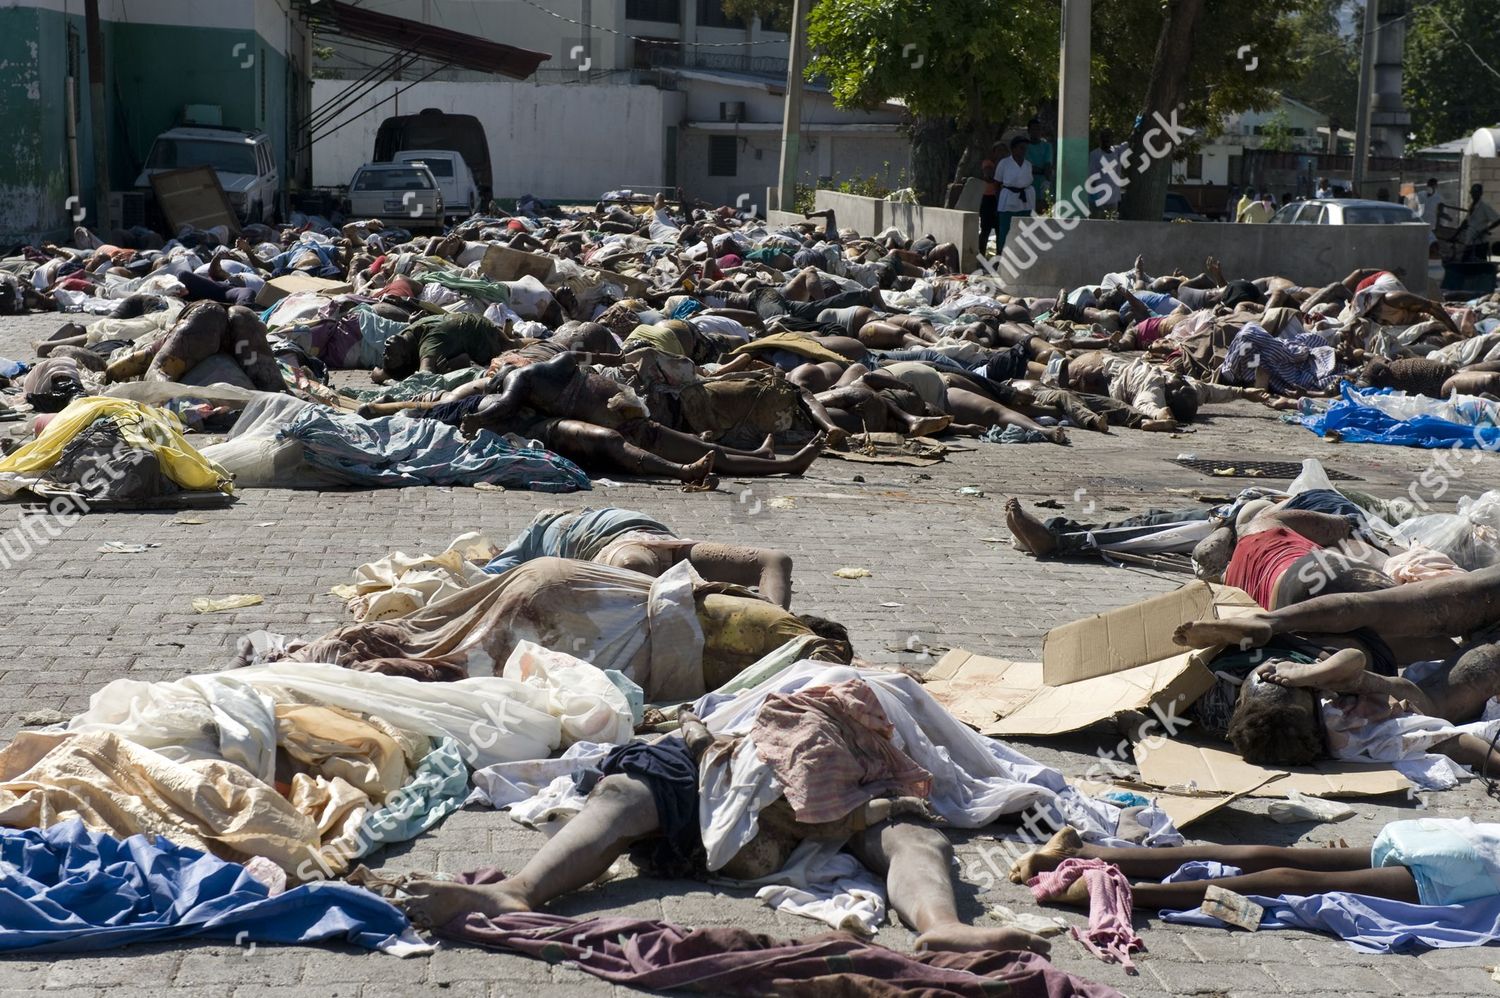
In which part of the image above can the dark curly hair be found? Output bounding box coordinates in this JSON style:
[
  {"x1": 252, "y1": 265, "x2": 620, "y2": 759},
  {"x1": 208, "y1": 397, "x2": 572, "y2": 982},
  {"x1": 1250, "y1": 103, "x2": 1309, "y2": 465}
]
[
  {"x1": 796, "y1": 614, "x2": 854, "y2": 663},
  {"x1": 1227, "y1": 679, "x2": 1323, "y2": 766}
]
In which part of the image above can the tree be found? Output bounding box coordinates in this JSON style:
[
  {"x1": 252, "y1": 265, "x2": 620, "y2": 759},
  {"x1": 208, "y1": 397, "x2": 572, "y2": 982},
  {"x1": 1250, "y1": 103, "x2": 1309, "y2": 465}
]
[
  {"x1": 1405, "y1": 0, "x2": 1500, "y2": 148},
  {"x1": 802, "y1": 0, "x2": 1056, "y2": 205},
  {"x1": 1281, "y1": 0, "x2": 1359, "y2": 135},
  {"x1": 1259, "y1": 110, "x2": 1296, "y2": 152}
]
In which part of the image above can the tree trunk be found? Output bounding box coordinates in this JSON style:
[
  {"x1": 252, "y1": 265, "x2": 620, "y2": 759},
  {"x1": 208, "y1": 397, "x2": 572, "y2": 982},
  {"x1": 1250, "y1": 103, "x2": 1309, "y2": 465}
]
[
  {"x1": 909, "y1": 116, "x2": 952, "y2": 206},
  {"x1": 1117, "y1": 0, "x2": 1205, "y2": 221}
]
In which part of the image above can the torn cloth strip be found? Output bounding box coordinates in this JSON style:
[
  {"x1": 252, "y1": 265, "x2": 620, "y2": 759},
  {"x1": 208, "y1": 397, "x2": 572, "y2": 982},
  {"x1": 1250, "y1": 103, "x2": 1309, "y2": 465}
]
[
  {"x1": 0, "y1": 820, "x2": 427, "y2": 955},
  {"x1": 437, "y1": 903, "x2": 1124, "y2": 997},
  {"x1": 1029, "y1": 858, "x2": 1143, "y2": 971}
]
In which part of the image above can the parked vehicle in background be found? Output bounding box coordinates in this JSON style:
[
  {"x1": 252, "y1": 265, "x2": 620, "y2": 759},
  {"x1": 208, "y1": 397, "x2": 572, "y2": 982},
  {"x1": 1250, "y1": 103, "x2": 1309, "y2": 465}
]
[
  {"x1": 1163, "y1": 192, "x2": 1209, "y2": 222},
  {"x1": 392, "y1": 150, "x2": 480, "y2": 219},
  {"x1": 135, "y1": 126, "x2": 279, "y2": 224},
  {"x1": 375, "y1": 109, "x2": 492, "y2": 205},
  {"x1": 1168, "y1": 184, "x2": 1232, "y2": 220},
  {"x1": 345, "y1": 162, "x2": 444, "y2": 230},
  {"x1": 1268, "y1": 198, "x2": 1422, "y2": 225}
]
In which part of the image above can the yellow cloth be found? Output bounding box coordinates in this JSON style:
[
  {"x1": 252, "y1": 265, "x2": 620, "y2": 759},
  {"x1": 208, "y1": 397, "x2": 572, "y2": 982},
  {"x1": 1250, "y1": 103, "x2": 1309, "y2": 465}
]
[
  {"x1": 0, "y1": 397, "x2": 232, "y2": 493},
  {"x1": 729, "y1": 331, "x2": 851, "y2": 366},
  {"x1": 276, "y1": 703, "x2": 410, "y2": 802},
  {"x1": 1238, "y1": 201, "x2": 1275, "y2": 224},
  {"x1": 624, "y1": 323, "x2": 686, "y2": 356}
]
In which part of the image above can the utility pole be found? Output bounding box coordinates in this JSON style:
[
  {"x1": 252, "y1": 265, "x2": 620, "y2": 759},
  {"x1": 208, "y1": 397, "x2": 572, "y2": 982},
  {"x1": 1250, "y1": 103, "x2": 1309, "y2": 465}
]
[
  {"x1": 1353, "y1": 0, "x2": 1378, "y2": 193},
  {"x1": 776, "y1": 0, "x2": 807, "y2": 213},
  {"x1": 84, "y1": 0, "x2": 109, "y2": 224},
  {"x1": 1056, "y1": 0, "x2": 1091, "y2": 214}
]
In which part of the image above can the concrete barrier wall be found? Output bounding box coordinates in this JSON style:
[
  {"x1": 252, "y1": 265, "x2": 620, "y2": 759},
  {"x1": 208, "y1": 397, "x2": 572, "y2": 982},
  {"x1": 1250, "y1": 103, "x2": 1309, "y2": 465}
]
[
  {"x1": 995, "y1": 218, "x2": 1433, "y2": 297},
  {"x1": 765, "y1": 190, "x2": 980, "y2": 269}
]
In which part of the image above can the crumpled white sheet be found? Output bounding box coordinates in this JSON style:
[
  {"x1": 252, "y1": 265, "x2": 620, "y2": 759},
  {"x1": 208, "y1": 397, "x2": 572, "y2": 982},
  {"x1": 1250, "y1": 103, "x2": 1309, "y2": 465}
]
[
  {"x1": 1382, "y1": 542, "x2": 1466, "y2": 584},
  {"x1": 70, "y1": 655, "x2": 632, "y2": 774},
  {"x1": 466, "y1": 739, "x2": 610, "y2": 827},
  {"x1": 346, "y1": 531, "x2": 498, "y2": 621},
  {"x1": 713, "y1": 839, "x2": 886, "y2": 935}
]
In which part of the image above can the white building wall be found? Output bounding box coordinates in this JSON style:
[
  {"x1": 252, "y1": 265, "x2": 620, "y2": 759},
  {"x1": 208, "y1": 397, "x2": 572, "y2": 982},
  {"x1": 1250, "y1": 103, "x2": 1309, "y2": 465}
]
[{"x1": 312, "y1": 80, "x2": 682, "y2": 201}]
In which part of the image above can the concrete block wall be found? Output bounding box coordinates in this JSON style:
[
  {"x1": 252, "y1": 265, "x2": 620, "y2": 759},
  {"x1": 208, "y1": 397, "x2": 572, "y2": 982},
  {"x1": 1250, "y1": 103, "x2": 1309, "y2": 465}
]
[
  {"x1": 1463, "y1": 154, "x2": 1500, "y2": 195},
  {"x1": 766, "y1": 190, "x2": 979, "y2": 269}
]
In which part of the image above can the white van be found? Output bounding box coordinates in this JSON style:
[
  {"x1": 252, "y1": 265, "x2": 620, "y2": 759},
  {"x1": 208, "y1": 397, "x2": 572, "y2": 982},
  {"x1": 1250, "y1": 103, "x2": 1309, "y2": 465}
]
[
  {"x1": 392, "y1": 150, "x2": 480, "y2": 219},
  {"x1": 135, "y1": 126, "x2": 279, "y2": 224}
]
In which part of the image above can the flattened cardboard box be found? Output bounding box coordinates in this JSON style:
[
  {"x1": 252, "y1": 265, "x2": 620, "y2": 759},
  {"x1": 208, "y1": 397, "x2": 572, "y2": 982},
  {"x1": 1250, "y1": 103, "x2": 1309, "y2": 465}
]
[
  {"x1": 926, "y1": 582, "x2": 1259, "y2": 736},
  {"x1": 1134, "y1": 738, "x2": 1410, "y2": 799},
  {"x1": 255, "y1": 273, "x2": 353, "y2": 308}
]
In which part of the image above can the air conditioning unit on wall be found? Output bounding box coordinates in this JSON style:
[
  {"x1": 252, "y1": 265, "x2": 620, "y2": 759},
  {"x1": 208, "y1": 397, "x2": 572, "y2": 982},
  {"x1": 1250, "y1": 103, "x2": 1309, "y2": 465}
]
[
  {"x1": 721, "y1": 101, "x2": 746, "y2": 123},
  {"x1": 108, "y1": 191, "x2": 146, "y2": 230}
]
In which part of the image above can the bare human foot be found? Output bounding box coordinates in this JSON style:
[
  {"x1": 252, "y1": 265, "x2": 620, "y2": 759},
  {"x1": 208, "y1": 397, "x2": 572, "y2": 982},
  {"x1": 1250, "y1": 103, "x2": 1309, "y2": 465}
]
[
  {"x1": 1008, "y1": 826, "x2": 1081, "y2": 883},
  {"x1": 1172, "y1": 616, "x2": 1274, "y2": 650},
  {"x1": 680, "y1": 452, "x2": 718, "y2": 489},
  {"x1": 915, "y1": 922, "x2": 1050, "y2": 956},
  {"x1": 1133, "y1": 254, "x2": 1147, "y2": 283},
  {"x1": 907, "y1": 414, "x2": 953, "y2": 438},
  {"x1": 1206, "y1": 255, "x2": 1226, "y2": 286},
  {"x1": 1004, "y1": 498, "x2": 1058, "y2": 557},
  {"x1": 398, "y1": 877, "x2": 531, "y2": 930},
  {"x1": 756, "y1": 433, "x2": 776, "y2": 459},
  {"x1": 1044, "y1": 427, "x2": 1069, "y2": 446}
]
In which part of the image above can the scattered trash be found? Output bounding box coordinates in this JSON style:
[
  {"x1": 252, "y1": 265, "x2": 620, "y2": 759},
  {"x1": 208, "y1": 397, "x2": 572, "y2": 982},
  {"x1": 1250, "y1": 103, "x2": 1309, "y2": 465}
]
[
  {"x1": 1200, "y1": 885, "x2": 1263, "y2": 932},
  {"x1": 16, "y1": 708, "x2": 68, "y2": 727},
  {"x1": 97, "y1": 542, "x2": 159, "y2": 554},
  {"x1": 1035, "y1": 498, "x2": 1064, "y2": 509},
  {"x1": 255, "y1": 522, "x2": 277, "y2": 527},
  {"x1": 956, "y1": 486, "x2": 986, "y2": 497},
  {"x1": 472, "y1": 482, "x2": 506, "y2": 492},
  {"x1": 1267, "y1": 790, "x2": 1356, "y2": 824},
  {"x1": 879, "y1": 602, "x2": 904, "y2": 608},
  {"x1": 979, "y1": 537, "x2": 1008, "y2": 543},
  {"x1": 171, "y1": 517, "x2": 207, "y2": 525},
  {"x1": 328, "y1": 584, "x2": 361, "y2": 600},
  {"x1": 191, "y1": 594, "x2": 264, "y2": 614},
  {"x1": 851, "y1": 474, "x2": 866, "y2": 483},
  {"x1": 987, "y1": 904, "x2": 1071, "y2": 937},
  {"x1": 768, "y1": 497, "x2": 797, "y2": 510},
  {"x1": 833, "y1": 567, "x2": 873, "y2": 579}
]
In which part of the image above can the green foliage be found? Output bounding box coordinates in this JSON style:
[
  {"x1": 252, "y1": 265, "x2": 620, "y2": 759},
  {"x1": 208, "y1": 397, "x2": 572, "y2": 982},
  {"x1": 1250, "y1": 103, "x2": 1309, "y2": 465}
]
[
  {"x1": 1279, "y1": 0, "x2": 1359, "y2": 128},
  {"x1": 1406, "y1": 0, "x2": 1500, "y2": 147},
  {"x1": 1258, "y1": 110, "x2": 1296, "y2": 152}
]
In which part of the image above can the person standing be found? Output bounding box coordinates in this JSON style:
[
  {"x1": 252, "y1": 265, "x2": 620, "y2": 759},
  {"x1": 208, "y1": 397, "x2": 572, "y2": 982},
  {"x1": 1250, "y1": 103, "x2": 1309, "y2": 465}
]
[
  {"x1": 1416, "y1": 178, "x2": 1443, "y2": 228},
  {"x1": 1238, "y1": 190, "x2": 1274, "y2": 223},
  {"x1": 1025, "y1": 117, "x2": 1055, "y2": 211},
  {"x1": 977, "y1": 142, "x2": 1002, "y2": 255},
  {"x1": 1459, "y1": 184, "x2": 1499, "y2": 261},
  {"x1": 1315, "y1": 177, "x2": 1333, "y2": 199},
  {"x1": 1235, "y1": 187, "x2": 1255, "y2": 221},
  {"x1": 994, "y1": 136, "x2": 1035, "y2": 251},
  {"x1": 1087, "y1": 130, "x2": 1125, "y2": 211}
]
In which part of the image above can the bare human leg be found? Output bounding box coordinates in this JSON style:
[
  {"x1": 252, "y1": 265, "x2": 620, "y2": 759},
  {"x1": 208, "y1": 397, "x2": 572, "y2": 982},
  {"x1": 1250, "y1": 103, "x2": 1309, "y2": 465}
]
[
  {"x1": 399, "y1": 774, "x2": 661, "y2": 929},
  {"x1": 846, "y1": 820, "x2": 1050, "y2": 955}
]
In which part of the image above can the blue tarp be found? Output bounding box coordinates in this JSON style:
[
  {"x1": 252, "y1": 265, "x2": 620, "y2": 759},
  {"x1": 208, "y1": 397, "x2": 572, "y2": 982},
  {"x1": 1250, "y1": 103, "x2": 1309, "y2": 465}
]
[
  {"x1": 1300, "y1": 384, "x2": 1500, "y2": 449},
  {"x1": 0, "y1": 820, "x2": 424, "y2": 954}
]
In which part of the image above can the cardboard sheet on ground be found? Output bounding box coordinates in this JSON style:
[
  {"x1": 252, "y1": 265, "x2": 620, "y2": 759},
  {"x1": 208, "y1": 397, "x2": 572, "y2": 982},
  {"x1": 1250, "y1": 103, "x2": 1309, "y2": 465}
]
[
  {"x1": 821, "y1": 433, "x2": 947, "y2": 466},
  {"x1": 925, "y1": 582, "x2": 1259, "y2": 736},
  {"x1": 1133, "y1": 738, "x2": 1411, "y2": 799},
  {"x1": 479, "y1": 244, "x2": 553, "y2": 283},
  {"x1": 255, "y1": 273, "x2": 353, "y2": 307},
  {"x1": 1068, "y1": 778, "x2": 1264, "y2": 829},
  {"x1": 149, "y1": 166, "x2": 241, "y2": 236}
]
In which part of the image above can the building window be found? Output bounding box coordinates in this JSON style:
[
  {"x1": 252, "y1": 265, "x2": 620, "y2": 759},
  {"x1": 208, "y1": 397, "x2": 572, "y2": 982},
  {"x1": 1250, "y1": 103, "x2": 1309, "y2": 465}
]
[
  {"x1": 1186, "y1": 153, "x2": 1203, "y2": 180},
  {"x1": 709, "y1": 135, "x2": 738, "y2": 177},
  {"x1": 633, "y1": 37, "x2": 677, "y2": 69},
  {"x1": 626, "y1": 0, "x2": 679, "y2": 23},
  {"x1": 697, "y1": 0, "x2": 746, "y2": 28}
]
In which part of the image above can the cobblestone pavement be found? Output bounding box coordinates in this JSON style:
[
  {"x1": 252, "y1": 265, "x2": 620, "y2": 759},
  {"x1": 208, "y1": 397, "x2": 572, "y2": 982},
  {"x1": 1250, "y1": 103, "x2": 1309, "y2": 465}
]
[{"x1": 0, "y1": 312, "x2": 1495, "y2": 997}]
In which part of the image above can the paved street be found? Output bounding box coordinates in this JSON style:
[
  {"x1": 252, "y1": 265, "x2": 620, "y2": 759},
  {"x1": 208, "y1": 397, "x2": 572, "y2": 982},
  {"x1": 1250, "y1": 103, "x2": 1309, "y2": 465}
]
[{"x1": 0, "y1": 311, "x2": 1495, "y2": 998}]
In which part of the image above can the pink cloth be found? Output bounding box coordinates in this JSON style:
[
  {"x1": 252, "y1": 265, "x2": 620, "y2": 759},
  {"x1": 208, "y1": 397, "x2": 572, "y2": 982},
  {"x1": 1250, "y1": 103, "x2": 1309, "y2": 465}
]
[{"x1": 1028, "y1": 858, "x2": 1143, "y2": 973}]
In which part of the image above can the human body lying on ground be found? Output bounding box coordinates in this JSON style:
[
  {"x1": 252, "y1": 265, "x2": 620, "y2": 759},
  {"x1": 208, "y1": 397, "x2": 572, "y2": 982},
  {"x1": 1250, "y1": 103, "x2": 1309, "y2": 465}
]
[
  {"x1": 1014, "y1": 821, "x2": 1500, "y2": 910},
  {"x1": 270, "y1": 556, "x2": 849, "y2": 697}
]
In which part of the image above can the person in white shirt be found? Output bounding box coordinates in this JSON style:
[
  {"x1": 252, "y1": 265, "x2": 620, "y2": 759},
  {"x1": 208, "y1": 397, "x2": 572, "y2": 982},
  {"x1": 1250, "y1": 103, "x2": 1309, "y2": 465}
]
[
  {"x1": 1415, "y1": 178, "x2": 1443, "y2": 228},
  {"x1": 1314, "y1": 177, "x2": 1333, "y2": 199},
  {"x1": 993, "y1": 135, "x2": 1035, "y2": 251},
  {"x1": 1087, "y1": 130, "x2": 1126, "y2": 210}
]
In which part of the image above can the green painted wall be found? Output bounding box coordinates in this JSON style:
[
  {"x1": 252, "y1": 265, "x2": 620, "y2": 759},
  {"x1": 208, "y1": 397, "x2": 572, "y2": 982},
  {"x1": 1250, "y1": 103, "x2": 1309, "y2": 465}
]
[{"x1": 0, "y1": 5, "x2": 305, "y2": 244}]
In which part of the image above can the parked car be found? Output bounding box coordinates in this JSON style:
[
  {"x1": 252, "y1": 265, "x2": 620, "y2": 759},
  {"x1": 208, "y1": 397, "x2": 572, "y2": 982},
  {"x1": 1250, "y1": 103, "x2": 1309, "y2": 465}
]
[
  {"x1": 1268, "y1": 198, "x2": 1422, "y2": 225},
  {"x1": 392, "y1": 149, "x2": 480, "y2": 218},
  {"x1": 375, "y1": 109, "x2": 493, "y2": 204},
  {"x1": 135, "y1": 126, "x2": 279, "y2": 224},
  {"x1": 1163, "y1": 192, "x2": 1208, "y2": 222},
  {"x1": 345, "y1": 162, "x2": 444, "y2": 230}
]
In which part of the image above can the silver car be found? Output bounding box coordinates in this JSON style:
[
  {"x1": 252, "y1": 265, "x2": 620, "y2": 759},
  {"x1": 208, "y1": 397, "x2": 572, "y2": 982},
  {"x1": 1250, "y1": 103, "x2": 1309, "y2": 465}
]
[
  {"x1": 1268, "y1": 198, "x2": 1421, "y2": 225},
  {"x1": 345, "y1": 163, "x2": 444, "y2": 230}
]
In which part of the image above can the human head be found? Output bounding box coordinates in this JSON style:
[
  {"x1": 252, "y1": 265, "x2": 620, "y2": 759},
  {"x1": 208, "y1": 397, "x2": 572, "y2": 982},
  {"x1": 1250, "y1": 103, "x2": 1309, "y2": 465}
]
[
  {"x1": 1098, "y1": 129, "x2": 1114, "y2": 150},
  {"x1": 1427, "y1": 177, "x2": 1438, "y2": 192},
  {"x1": 1317, "y1": 176, "x2": 1327, "y2": 189},
  {"x1": 1472, "y1": 183, "x2": 1485, "y2": 202},
  {"x1": 1260, "y1": 191, "x2": 1273, "y2": 204},
  {"x1": 796, "y1": 614, "x2": 854, "y2": 663},
  {"x1": 1010, "y1": 135, "x2": 1029, "y2": 161},
  {"x1": 1164, "y1": 377, "x2": 1200, "y2": 424},
  {"x1": 1227, "y1": 669, "x2": 1323, "y2": 765},
  {"x1": 1027, "y1": 117, "x2": 1044, "y2": 141},
  {"x1": 378, "y1": 329, "x2": 419, "y2": 380}
]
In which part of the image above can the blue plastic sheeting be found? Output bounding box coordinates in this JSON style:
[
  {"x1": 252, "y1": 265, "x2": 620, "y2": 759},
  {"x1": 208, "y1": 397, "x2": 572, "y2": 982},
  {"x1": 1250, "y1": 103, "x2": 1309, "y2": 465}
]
[
  {"x1": 0, "y1": 820, "x2": 426, "y2": 954},
  {"x1": 1300, "y1": 384, "x2": 1500, "y2": 449}
]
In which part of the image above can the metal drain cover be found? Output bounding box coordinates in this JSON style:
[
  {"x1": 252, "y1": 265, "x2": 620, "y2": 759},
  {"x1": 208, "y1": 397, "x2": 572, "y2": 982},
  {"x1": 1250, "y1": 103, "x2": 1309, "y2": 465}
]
[{"x1": 1170, "y1": 458, "x2": 1362, "y2": 481}]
